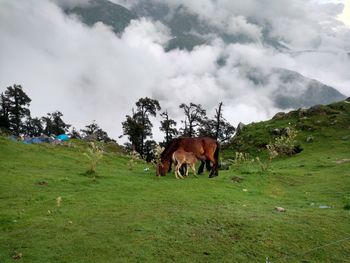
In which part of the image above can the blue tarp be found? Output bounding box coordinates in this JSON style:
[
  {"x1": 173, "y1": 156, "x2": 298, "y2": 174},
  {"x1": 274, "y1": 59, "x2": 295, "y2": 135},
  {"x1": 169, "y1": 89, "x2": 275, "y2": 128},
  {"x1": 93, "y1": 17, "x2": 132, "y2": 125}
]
[
  {"x1": 56, "y1": 134, "x2": 69, "y2": 141},
  {"x1": 23, "y1": 137, "x2": 53, "y2": 144}
]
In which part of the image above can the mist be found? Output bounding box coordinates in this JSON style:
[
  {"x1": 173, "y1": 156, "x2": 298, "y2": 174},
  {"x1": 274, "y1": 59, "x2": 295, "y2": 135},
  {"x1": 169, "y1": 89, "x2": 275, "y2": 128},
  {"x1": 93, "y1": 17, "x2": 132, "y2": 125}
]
[{"x1": 0, "y1": 0, "x2": 349, "y2": 143}]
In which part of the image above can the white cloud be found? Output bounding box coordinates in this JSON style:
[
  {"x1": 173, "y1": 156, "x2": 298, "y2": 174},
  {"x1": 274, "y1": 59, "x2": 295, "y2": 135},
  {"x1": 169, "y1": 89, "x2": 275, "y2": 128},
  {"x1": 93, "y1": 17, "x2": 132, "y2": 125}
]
[{"x1": 0, "y1": 0, "x2": 349, "y2": 144}]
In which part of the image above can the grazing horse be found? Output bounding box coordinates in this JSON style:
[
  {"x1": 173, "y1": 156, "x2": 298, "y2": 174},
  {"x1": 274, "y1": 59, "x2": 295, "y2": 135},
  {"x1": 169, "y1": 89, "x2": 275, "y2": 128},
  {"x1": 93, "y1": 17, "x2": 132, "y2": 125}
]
[
  {"x1": 156, "y1": 137, "x2": 219, "y2": 178},
  {"x1": 172, "y1": 149, "x2": 198, "y2": 179}
]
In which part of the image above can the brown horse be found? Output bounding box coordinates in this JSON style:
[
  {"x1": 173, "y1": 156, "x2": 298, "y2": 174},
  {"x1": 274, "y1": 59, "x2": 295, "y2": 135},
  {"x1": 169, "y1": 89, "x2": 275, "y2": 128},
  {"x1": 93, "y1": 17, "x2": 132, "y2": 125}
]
[
  {"x1": 172, "y1": 149, "x2": 199, "y2": 179},
  {"x1": 156, "y1": 137, "x2": 219, "y2": 178}
]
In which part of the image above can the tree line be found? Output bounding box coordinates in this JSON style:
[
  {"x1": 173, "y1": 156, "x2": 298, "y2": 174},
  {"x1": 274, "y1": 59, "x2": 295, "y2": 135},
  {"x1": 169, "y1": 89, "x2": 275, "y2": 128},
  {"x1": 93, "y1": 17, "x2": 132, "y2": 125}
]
[
  {"x1": 1, "y1": 84, "x2": 236, "y2": 161},
  {"x1": 0, "y1": 84, "x2": 112, "y2": 142},
  {"x1": 122, "y1": 98, "x2": 235, "y2": 161}
]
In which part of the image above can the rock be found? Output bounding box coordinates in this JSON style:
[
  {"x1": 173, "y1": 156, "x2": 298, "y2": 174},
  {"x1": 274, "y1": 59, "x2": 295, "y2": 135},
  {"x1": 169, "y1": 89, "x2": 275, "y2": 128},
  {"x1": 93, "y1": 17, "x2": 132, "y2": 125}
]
[
  {"x1": 308, "y1": 105, "x2": 327, "y2": 116},
  {"x1": 272, "y1": 112, "x2": 285, "y2": 120},
  {"x1": 297, "y1": 108, "x2": 308, "y2": 118},
  {"x1": 275, "y1": 207, "x2": 286, "y2": 212},
  {"x1": 282, "y1": 127, "x2": 291, "y2": 136},
  {"x1": 12, "y1": 252, "x2": 22, "y2": 260},
  {"x1": 271, "y1": 128, "x2": 281, "y2": 135},
  {"x1": 231, "y1": 176, "x2": 243, "y2": 183},
  {"x1": 333, "y1": 159, "x2": 350, "y2": 164},
  {"x1": 235, "y1": 122, "x2": 246, "y2": 135},
  {"x1": 219, "y1": 162, "x2": 230, "y2": 170},
  {"x1": 306, "y1": 135, "x2": 314, "y2": 142}
]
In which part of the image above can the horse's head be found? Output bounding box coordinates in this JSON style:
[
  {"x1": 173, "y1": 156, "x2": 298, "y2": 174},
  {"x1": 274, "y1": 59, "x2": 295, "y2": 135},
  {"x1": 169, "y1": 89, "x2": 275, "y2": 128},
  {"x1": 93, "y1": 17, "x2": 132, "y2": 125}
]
[{"x1": 156, "y1": 160, "x2": 170, "y2": 176}]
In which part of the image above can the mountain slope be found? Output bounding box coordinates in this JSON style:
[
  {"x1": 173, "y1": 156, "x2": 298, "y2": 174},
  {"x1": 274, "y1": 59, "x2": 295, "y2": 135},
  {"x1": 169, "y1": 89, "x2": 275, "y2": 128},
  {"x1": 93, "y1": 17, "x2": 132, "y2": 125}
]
[
  {"x1": 271, "y1": 69, "x2": 346, "y2": 109},
  {"x1": 226, "y1": 98, "x2": 350, "y2": 155},
  {"x1": 67, "y1": 0, "x2": 137, "y2": 34}
]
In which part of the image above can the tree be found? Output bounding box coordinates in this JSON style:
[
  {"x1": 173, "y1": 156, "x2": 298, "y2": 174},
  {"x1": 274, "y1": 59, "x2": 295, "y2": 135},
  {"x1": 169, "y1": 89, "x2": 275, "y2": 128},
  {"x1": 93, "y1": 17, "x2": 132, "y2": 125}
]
[
  {"x1": 24, "y1": 117, "x2": 44, "y2": 137},
  {"x1": 160, "y1": 110, "x2": 177, "y2": 144},
  {"x1": 197, "y1": 102, "x2": 235, "y2": 142},
  {"x1": 179, "y1": 103, "x2": 206, "y2": 137},
  {"x1": 122, "y1": 97, "x2": 161, "y2": 158},
  {"x1": 3, "y1": 84, "x2": 31, "y2": 136},
  {"x1": 122, "y1": 113, "x2": 144, "y2": 153},
  {"x1": 69, "y1": 127, "x2": 82, "y2": 139},
  {"x1": 0, "y1": 93, "x2": 10, "y2": 131},
  {"x1": 144, "y1": 139, "x2": 157, "y2": 162},
  {"x1": 81, "y1": 121, "x2": 112, "y2": 142},
  {"x1": 42, "y1": 111, "x2": 70, "y2": 136}
]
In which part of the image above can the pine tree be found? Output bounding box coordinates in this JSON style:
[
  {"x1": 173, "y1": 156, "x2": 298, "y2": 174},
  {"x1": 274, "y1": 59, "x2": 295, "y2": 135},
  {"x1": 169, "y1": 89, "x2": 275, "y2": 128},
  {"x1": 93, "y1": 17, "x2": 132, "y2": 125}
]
[
  {"x1": 24, "y1": 117, "x2": 44, "y2": 137},
  {"x1": 81, "y1": 120, "x2": 111, "y2": 142},
  {"x1": 160, "y1": 110, "x2": 177, "y2": 144},
  {"x1": 42, "y1": 111, "x2": 70, "y2": 136},
  {"x1": 3, "y1": 84, "x2": 31, "y2": 136},
  {"x1": 122, "y1": 97, "x2": 161, "y2": 158},
  {"x1": 0, "y1": 92, "x2": 10, "y2": 131}
]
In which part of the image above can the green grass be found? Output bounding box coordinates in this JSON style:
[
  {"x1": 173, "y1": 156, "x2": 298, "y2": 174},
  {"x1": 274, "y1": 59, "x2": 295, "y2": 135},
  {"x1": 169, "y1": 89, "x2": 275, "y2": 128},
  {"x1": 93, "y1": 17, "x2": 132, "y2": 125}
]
[{"x1": 1, "y1": 101, "x2": 350, "y2": 262}]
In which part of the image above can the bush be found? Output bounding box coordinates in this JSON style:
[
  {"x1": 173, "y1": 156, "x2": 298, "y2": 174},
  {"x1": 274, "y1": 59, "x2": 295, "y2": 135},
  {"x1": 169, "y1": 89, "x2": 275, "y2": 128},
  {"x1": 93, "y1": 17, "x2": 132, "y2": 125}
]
[
  {"x1": 83, "y1": 142, "x2": 103, "y2": 176},
  {"x1": 266, "y1": 127, "x2": 298, "y2": 158}
]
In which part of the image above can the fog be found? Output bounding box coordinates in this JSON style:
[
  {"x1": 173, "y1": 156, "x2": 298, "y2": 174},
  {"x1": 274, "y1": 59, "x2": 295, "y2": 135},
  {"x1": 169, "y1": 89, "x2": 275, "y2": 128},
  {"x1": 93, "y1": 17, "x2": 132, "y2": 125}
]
[{"x1": 0, "y1": 0, "x2": 349, "y2": 142}]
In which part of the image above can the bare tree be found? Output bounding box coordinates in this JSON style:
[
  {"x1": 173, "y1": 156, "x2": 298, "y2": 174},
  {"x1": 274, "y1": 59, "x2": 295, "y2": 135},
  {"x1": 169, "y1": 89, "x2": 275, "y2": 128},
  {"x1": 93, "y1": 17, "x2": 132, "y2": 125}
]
[{"x1": 179, "y1": 103, "x2": 206, "y2": 137}]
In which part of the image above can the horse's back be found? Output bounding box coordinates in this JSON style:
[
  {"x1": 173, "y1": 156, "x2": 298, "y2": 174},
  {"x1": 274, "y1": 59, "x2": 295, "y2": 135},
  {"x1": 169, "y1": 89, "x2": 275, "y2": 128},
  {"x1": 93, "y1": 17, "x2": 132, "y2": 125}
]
[{"x1": 178, "y1": 137, "x2": 217, "y2": 157}]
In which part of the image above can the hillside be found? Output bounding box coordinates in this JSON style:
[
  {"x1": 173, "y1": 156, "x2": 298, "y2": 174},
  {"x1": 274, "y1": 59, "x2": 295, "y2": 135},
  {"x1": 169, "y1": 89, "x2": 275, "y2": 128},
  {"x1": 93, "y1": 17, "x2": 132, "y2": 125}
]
[
  {"x1": 0, "y1": 100, "x2": 349, "y2": 262},
  {"x1": 227, "y1": 99, "x2": 350, "y2": 156},
  {"x1": 67, "y1": 0, "x2": 137, "y2": 34}
]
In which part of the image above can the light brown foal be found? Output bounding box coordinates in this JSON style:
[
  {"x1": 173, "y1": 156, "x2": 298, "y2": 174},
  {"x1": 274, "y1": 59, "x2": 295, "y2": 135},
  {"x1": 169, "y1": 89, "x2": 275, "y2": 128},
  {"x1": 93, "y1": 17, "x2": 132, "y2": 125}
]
[{"x1": 172, "y1": 149, "x2": 198, "y2": 179}]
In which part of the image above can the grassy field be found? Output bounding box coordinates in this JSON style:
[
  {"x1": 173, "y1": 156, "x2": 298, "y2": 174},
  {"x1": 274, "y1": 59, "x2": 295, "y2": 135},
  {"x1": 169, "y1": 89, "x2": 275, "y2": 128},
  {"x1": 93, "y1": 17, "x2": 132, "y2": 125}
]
[{"x1": 1, "y1": 101, "x2": 350, "y2": 262}]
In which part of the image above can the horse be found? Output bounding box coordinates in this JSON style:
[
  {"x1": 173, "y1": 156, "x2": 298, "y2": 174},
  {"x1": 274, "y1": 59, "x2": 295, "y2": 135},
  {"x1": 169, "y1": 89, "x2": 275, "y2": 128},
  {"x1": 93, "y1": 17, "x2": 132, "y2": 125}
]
[
  {"x1": 172, "y1": 149, "x2": 199, "y2": 179},
  {"x1": 156, "y1": 137, "x2": 219, "y2": 178}
]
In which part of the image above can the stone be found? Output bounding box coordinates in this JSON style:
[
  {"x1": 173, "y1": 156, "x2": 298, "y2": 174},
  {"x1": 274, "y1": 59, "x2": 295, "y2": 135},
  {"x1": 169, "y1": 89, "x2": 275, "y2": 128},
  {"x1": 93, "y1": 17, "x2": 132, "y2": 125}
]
[
  {"x1": 272, "y1": 112, "x2": 285, "y2": 120},
  {"x1": 271, "y1": 128, "x2": 281, "y2": 135},
  {"x1": 306, "y1": 135, "x2": 314, "y2": 142},
  {"x1": 235, "y1": 122, "x2": 246, "y2": 135},
  {"x1": 275, "y1": 207, "x2": 286, "y2": 212}
]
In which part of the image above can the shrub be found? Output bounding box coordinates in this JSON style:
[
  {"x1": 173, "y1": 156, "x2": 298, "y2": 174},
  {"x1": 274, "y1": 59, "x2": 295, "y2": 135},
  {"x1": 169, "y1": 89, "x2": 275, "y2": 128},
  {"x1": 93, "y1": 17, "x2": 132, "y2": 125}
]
[
  {"x1": 127, "y1": 150, "x2": 141, "y2": 171},
  {"x1": 266, "y1": 127, "x2": 298, "y2": 158},
  {"x1": 83, "y1": 142, "x2": 103, "y2": 175}
]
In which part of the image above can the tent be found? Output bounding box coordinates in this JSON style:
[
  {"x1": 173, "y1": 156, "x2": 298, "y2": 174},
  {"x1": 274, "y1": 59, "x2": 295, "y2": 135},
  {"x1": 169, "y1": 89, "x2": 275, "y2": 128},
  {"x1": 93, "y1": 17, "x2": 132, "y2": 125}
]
[{"x1": 56, "y1": 134, "x2": 69, "y2": 141}]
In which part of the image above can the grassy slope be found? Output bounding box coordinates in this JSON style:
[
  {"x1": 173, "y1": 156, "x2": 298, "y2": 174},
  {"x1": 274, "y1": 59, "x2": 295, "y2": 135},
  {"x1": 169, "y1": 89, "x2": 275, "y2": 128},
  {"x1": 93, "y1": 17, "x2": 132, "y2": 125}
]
[{"x1": 1, "y1": 102, "x2": 350, "y2": 262}]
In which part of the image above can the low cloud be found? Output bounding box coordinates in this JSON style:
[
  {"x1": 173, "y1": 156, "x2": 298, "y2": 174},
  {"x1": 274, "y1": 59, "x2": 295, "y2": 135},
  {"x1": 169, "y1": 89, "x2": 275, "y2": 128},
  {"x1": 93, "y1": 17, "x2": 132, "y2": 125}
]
[{"x1": 0, "y1": 0, "x2": 349, "y2": 143}]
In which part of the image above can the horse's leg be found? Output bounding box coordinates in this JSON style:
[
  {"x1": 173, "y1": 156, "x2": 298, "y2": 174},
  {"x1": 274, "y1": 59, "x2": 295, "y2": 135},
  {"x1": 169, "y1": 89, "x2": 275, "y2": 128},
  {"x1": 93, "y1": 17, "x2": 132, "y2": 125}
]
[
  {"x1": 198, "y1": 160, "x2": 205, "y2": 175},
  {"x1": 168, "y1": 158, "x2": 173, "y2": 172},
  {"x1": 205, "y1": 159, "x2": 212, "y2": 171},
  {"x1": 185, "y1": 164, "x2": 189, "y2": 177},
  {"x1": 175, "y1": 162, "x2": 182, "y2": 179},
  {"x1": 206, "y1": 155, "x2": 218, "y2": 178},
  {"x1": 176, "y1": 162, "x2": 184, "y2": 179},
  {"x1": 191, "y1": 163, "x2": 198, "y2": 178},
  {"x1": 180, "y1": 163, "x2": 187, "y2": 176},
  {"x1": 174, "y1": 163, "x2": 179, "y2": 179}
]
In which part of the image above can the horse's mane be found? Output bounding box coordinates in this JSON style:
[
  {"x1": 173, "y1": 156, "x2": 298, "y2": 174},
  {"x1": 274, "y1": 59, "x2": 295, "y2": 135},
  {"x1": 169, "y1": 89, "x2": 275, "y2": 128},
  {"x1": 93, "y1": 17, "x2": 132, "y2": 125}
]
[{"x1": 160, "y1": 138, "x2": 182, "y2": 161}]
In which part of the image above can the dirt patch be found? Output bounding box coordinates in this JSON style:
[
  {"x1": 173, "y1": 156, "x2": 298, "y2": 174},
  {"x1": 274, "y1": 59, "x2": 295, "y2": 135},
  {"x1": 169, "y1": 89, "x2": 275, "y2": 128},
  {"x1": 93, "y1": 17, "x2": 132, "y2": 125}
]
[
  {"x1": 231, "y1": 176, "x2": 244, "y2": 183},
  {"x1": 36, "y1": 181, "x2": 48, "y2": 186}
]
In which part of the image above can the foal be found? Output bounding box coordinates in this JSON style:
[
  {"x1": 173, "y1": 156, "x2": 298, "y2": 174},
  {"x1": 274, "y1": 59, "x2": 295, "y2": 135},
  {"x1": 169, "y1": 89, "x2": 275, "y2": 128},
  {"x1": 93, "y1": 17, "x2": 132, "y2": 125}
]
[{"x1": 172, "y1": 149, "x2": 198, "y2": 179}]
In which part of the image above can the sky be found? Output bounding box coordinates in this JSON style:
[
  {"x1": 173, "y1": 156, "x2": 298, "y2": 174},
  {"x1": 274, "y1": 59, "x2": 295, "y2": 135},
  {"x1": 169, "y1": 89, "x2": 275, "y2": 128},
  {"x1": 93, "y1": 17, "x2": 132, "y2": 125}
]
[
  {"x1": 0, "y1": 0, "x2": 349, "y2": 143},
  {"x1": 338, "y1": 0, "x2": 350, "y2": 25}
]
